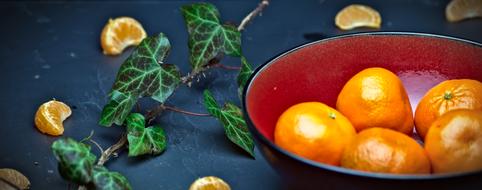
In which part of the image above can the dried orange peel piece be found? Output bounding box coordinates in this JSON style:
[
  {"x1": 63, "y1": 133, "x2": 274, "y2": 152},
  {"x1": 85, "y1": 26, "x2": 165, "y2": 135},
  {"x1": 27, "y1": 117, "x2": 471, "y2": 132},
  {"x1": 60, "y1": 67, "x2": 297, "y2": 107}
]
[
  {"x1": 34, "y1": 100, "x2": 72, "y2": 136},
  {"x1": 100, "y1": 17, "x2": 147, "y2": 55},
  {"x1": 446, "y1": 0, "x2": 482, "y2": 22},
  {"x1": 189, "y1": 176, "x2": 231, "y2": 190},
  {"x1": 335, "y1": 4, "x2": 381, "y2": 30}
]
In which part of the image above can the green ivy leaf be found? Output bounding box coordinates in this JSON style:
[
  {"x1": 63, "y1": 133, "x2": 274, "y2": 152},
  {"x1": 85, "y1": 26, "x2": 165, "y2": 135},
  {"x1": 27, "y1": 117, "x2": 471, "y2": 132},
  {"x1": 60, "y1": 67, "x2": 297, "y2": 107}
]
[
  {"x1": 51, "y1": 138, "x2": 96, "y2": 184},
  {"x1": 221, "y1": 24, "x2": 242, "y2": 57},
  {"x1": 92, "y1": 166, "x2": 132, "y2": 190},
  {"x1": 203, "y1": 90, "x2": 255, "y2": 157},
  {"x1": 181, "y1": 3, "x2": 242, "y2": 72},
  {"x1": 237, "y1": 56, "x2": 253, "y2": 97},
  {"x1": 126, "y1": 113, "x2": 167, "y2": 157},
  {"x1": 99, "y1": 33, "x2": 181, "y2": 127},
  {"x1": 99, "y1": 91, "x2": 136, "y2": 126}
]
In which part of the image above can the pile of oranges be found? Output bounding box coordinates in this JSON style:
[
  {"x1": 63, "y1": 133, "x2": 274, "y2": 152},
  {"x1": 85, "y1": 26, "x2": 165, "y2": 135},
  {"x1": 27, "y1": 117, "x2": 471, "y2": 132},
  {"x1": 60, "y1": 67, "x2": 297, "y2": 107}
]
[{"x1": 274, "y1": 67, "x2": 482, "y2": 175}]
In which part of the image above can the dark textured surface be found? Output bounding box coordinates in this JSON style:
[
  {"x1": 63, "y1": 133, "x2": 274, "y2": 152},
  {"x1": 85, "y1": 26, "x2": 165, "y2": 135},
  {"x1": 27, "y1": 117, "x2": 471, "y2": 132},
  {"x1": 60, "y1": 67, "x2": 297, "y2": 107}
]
[{"x1": 0, "y1": 0, "x2": 480, "y2": 189}]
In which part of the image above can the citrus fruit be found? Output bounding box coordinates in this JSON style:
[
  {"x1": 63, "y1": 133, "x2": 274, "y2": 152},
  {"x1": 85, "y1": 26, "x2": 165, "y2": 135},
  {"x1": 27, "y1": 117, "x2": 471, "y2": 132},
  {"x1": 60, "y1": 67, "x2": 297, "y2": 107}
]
[
  {"x1": 34, "y1": 100, "x2": 72, "y2": 136},
  {"x1": 100, "y1": 17, "x2": 147, "y2": 55},
  {"x1": 335, "y1": 4, "x2": 381, "y2": 30},
  {"x1": 189, "y1": 176, "x2": 230, "y2": 190},
  {"x1": 274, "y1": 102, "x2": 356, "y2": 165},
  {"x1": 336, "y1": 67, "x2": 414, "y2": 134},
  {"x1": 445, "y1": 0, "x2": 482, "y2": 22},
  {"x1": 415, "y1": 79, "x2": 482, "y2": 139},
  {"x1": 425, "y1": 109, "x2": 482, "y2": 173},
  {"x1": 341, "y1": 128, "x2": 431, "y2": 174}
]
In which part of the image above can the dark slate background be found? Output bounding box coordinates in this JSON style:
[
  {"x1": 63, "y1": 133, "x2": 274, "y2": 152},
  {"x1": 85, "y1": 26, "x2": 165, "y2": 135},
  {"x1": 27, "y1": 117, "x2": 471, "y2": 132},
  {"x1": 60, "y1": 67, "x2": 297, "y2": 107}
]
[{"x1": 0, "y1": 0, "x2": 480, "y2": 189}]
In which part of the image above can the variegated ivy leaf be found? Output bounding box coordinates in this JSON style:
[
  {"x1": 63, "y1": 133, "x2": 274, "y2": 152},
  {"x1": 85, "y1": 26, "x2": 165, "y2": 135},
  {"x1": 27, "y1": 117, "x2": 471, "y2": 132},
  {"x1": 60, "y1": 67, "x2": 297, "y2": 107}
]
[
  {"x1": 51, "y1": 138, "x2": 96, "y2": 185},
  {"x1": 99, "y1": 90, "x2": 136, "y2": 126},
  {"x1": 92, "y1": 166, "x2": 132, "y2": 190},
  {"x1": 99, "y1": 33, "x2": 181, "y2": 127},
  {"x1": 126, "y1": 113, "x2": 167, "y2": 157},
  {"x1": 181, "y1": 3, "x2": 242, "y2": 72},
  {"x1": 221, "y1": 24, "x2": 241, "y2": 57},
  {"x1": 237, "y1": 56, "x2": 253, "y2": 98},
  {"x1": 203, "y1": 90, "x2": 255, "y2": 157}
]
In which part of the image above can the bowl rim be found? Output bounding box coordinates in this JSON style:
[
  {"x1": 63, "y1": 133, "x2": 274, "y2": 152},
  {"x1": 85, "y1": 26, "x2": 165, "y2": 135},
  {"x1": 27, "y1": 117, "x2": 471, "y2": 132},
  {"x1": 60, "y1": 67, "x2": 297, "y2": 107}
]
[{"x1": 242, "y1": 31, "x2": 482, "y2": 180}]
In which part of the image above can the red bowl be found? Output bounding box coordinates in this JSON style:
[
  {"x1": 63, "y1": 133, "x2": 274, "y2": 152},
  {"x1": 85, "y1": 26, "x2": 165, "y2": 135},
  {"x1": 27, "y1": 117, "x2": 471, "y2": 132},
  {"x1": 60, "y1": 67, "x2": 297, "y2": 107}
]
[{"x1": 242, "y1": 32, "x2": 482, "y2": 190}]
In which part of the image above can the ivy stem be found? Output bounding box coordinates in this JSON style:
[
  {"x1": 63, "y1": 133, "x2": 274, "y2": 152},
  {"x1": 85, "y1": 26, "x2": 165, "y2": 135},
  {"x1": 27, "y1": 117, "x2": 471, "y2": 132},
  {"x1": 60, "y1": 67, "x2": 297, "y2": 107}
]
[
  {"x1": 237, "y1": 0, "x2": 269, "y2": 31},
  {"x1": 146, "y1": 104, "x2": 210, "y2": 124},
  {"x1": 97, "y1": 133, "x2": 127, "y2": 166},
  {"x1": 163, "y1": 105, "x2": 211, "y2": 116},
  {"x1": 212, "y1": 63, "x2": 241, "y2": 70}
]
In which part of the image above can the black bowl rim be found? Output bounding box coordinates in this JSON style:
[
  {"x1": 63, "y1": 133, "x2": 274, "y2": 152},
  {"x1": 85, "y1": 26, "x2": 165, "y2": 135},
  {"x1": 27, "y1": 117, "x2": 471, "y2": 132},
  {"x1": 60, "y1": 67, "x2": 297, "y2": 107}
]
[{"x1": 242, "y1": 31, "x2": 482, "y2": 180}]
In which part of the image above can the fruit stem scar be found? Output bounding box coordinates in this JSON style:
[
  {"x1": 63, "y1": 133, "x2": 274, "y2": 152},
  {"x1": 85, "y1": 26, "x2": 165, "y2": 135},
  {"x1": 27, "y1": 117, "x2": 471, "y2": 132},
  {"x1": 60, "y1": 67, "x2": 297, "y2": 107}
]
[
  {"x1": 444, "y1": 91, "x2": 453, "y2": 100},
  {"x1": 329, "y1": 112, "x2": 336, "y2": 119}
]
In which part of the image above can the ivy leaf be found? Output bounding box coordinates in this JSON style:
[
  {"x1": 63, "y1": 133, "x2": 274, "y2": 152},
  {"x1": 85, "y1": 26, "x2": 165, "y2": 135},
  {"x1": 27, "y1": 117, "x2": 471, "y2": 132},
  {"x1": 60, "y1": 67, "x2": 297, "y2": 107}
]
[
  {"x1": 181, "y1": 3, "x2": 242, "y2": 72},
  {"x1": 92, "y1": 166, "x2": 132, "y2": 190},
  {"x1": 99, "y1": 33, "x2": 181, "y2": 127},
  {"x1": 51, "y1": 138, "x2": 96, "y2": 184},
  {"x1": 126, "y1": 113, "x2": 167, "y2": 157},
  {"x1": 203, "y1": 90, "x2": 255, "y2": 157},
  {"x1": 237, "y1": 56, "x2": 253, "y2": 97},
  {"x1": 99, "y1": 91, "x2": 136, "y2": 126},
  {"x1": 221, "y1": 24, "x2": 242, "y2": 57}
]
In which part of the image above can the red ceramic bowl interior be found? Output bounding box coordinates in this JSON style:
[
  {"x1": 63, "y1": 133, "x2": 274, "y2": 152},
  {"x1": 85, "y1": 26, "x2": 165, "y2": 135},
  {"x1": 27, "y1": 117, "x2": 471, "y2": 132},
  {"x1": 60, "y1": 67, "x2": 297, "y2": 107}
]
[{"x1": 245, "y1": 33, "x2": 482, "y2": 174}]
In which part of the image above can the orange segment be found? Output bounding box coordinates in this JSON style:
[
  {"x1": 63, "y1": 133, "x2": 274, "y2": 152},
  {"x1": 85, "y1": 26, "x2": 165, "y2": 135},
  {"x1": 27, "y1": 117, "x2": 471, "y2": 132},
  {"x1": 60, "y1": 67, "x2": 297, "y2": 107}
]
[
  {"x1": 341, "y1": 128, "x2": 431, "y2": 174},
  {"x1": 335, "y1": 4, "x2": 381, "y2": 30},
  {"x1": 189, "y1": 176, "x2": 231, "y2": 190},
  {"x1": 446, "y1": 0, "x2": 482, "y2": 22},
  {"x1": 34, "y1": 100, "x2": 72, "y2": 136},
  {"x1": 100, "y1": 17, "x2": 147, "y2": 55},
  {"x1": 425, "y1": 109, "x2": 482, "y2": 173}
]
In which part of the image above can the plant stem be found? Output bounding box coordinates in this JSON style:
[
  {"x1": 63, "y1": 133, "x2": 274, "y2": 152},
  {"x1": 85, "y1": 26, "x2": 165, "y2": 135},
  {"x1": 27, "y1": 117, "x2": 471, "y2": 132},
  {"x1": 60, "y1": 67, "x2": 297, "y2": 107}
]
[
  {"x1": 145, "y1": 104, "x2": 210, "y2": 124},
  {"x1": 97, "y1": 133, "x2": 127, "y2": 166},
  {"x1": 163, "y1": 105, "x2": 211, "y2": 116},
  {"x1": 212, "y1": 63, "x2": 241, "y2": 70},
  {"x1": 238, "y1": 0, "x2": 269, "y2": 31}
]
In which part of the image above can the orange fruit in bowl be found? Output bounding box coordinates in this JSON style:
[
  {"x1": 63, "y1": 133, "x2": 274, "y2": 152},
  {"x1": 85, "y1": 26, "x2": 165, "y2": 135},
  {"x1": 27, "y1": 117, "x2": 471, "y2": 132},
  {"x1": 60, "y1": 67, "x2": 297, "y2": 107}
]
[
  {"x1": 341, "y1": 128, "x2": 431, "y2": 174},
  {"x1": 336, "y1": 67, "x2": 414, "y2": 135},
  {"x1": 415, "y1": 79, "x2": 482, "y2": 140},
  {"x1": 34, "y1": 100, "x2": 72, "y2": 136},
  {"x1": 335, "y1": 4, "x2": 382, "y2": 30},
  {"x1": 274, "y1": 102, "x2": 356, "y2": 166},
  {"x1": 100, "y1": 17, "x2": 147, "y2": 55},
  {"x1": 425, "y1": 109, "x2": 482, "y2": 174},
  {"x1": 445, "y1": 0, "x2": 482, "y2": 22}
]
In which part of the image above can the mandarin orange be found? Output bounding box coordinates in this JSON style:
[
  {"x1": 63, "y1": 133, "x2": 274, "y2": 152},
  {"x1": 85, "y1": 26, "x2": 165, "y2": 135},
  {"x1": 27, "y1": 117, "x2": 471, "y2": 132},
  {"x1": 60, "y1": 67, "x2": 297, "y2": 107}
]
[
  {"x1": 415, "y1": 79, "x2": 482, "y2": 139},
  {"x1": 425, "y1": 109, "x2": 482, "y2": 173},
  {"x1": 336, "y1": 67, "x2": 414, "y2": 134},
  {"x1": 274, "y1": 102, "x2": 356, "y2": 165},
  {"x1": 341, "y1": 128, "x2": 431, "y2": 174}
]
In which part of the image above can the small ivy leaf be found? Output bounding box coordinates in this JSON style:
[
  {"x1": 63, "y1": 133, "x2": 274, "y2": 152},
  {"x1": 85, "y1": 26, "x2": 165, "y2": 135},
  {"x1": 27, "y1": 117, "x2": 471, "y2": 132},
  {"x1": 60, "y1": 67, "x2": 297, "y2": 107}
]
[
  {"x1": 237, "y1": 56, "x2": 254, "y2": 97},
  {"x1": 92, "y1": 166, "x2": 132, "y2": 190},
  {"x1": 51, "y1": 138, "x2": 96, "y2": 185},
  {"x1": 126, "y1": 113, "x2": 167, "y2": 157},
  {"x1": 99, "y1": 91, "x2": 136, "y2": 127},
  {"x1": 99, "y1": 33, "x2": 181, "y2": 127},
  {"x1": 181, "y1": 3, "x2": 242, "y2": 72},
  {"x1": 181, "y1": 2, "x2": 220, "y2": 34},
  {"x1": 203, "y1": 90, "x2": 255, "y2": 157},
  {"x1": 221, "y1": 24, "x2": 242, "y2": 57}
]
